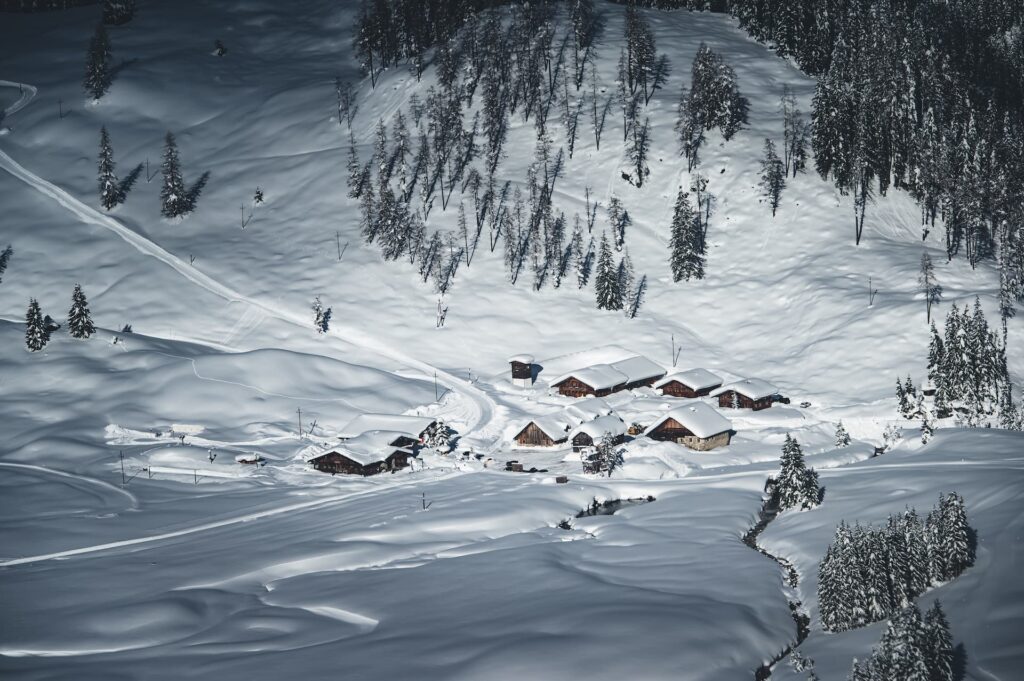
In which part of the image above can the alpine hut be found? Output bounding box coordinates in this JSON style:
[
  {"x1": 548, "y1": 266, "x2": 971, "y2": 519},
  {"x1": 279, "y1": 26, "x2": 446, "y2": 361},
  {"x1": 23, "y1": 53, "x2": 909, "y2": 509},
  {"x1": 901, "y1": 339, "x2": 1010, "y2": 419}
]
[
  {"x1": 654, "y1": 368, "x2": 723, "y2": 398},
  {"x1": 551, "y1": 355, "x2": 665, "y2": 398},
  {"x1": 646, "y1": 402, "x2": 733, "y2": 451},
  {"x1": 513, "y1": 415, "x2": 572, "y2": 447},
  {"x1": 308, "y1": 430, "x2": 417, "y2": 475},
  {"x1": 711, "y1": 378, "x2": 779, "y2": 411},
  {"x1": 570, "y1": 414, "x2": 628, "y2": 452},
  {"x1": 508, "y1": 354, "x2": 536, "y2": 387}
]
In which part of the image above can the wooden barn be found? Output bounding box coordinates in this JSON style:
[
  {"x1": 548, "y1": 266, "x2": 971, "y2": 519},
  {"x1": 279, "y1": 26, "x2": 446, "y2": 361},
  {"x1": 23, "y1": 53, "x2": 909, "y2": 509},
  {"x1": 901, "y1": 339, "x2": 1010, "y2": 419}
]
[
  {"x1": 655, "y1": 368, "x2": 723, "y2": 398},
  {"x1": 646, "y1": 403, "x2": 733, "y2": 451},
  {"x1": 508, "y1": 354, "x2": 536, "y2": 387},
  {"x1": 711, "y1": 378, "x2": 780, "y2": 411},
  {"x1": 550, "y1": 355, "x2": 665, "y2": 397},
  {"x1": 570, "y1": 415, "x2": 628, "y2": 452},
  {"x1": 513, "y1": 416, "x2": 570, "y2": 447},
  {"x1": 308, "y1": 430, "x2": 416, "y2": 476}
]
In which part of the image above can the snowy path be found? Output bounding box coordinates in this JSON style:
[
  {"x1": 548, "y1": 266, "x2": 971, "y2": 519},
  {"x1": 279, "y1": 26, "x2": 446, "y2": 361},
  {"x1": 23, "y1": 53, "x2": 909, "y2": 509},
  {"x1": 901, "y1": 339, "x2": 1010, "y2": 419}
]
[
  {"x1": 0, "y1": 80, "x2": 502, "y2": 450},
  {"x1": 0, "y1": 471, "x2": 460, "y2": 567},
  {"x1": 0, "y1": 461, "x2": 138, "y2": 510}
]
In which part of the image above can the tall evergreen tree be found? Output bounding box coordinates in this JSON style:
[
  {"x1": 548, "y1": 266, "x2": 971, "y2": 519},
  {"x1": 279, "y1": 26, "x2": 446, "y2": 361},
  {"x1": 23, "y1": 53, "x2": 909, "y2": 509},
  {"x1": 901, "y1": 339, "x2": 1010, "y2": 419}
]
[
  {"x1": 83, "y1": 24, "x2": 113, "y2": 100},
  {"x1": 67, "y1": 284, "x2": 95, "y2": 339},
  {"x1": 160, "y1": 132, "x2": 188, "y2": 218},
  {"x1": 776, "y1": 434, "x2": 821, "y2": 510},
  {"x1": 669, "y1": 189, "x2": 704, "y2": 282},
  {"x1": 759, "y1": 137, "x2": 785, "y2": 216},
  {"x1": 594, "y1": 232, "x2": 620, "y2": 310},
  {"x1": 25, "y1": 299, "x2": 47, "y2": 352},
  {"x1": 98, "y1": 126, "x2": 123, "y2": 210},
  {"x1": 923, "y1": 601, "x2": 955, "y2": 681},
  {"x1": 918, "y1": 252, "x2": 943, "y2": 324},
  {"x1": 0, "y1": 245, "x2": 12, "y2": 285},
  {"x1": 835, "y1": 420, "x2": 851, "y2": 447}
]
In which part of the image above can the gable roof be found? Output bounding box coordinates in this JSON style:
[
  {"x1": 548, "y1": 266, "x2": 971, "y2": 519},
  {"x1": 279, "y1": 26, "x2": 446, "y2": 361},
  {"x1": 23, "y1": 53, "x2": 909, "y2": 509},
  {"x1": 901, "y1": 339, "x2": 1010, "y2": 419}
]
[
  {"x1": 609, "y1": 355, "x2": 666, "y2": 384},
  {"x1": 516, "y1": 415, "x2": 571, "y2": 442},
  {"x1": 654, "y1": 368, "x2": 723, "y2": 391},
  {"x1": 710, "y1": 378, "x2": 779, "y2": 401},
  {"x1": 507, "y1": 353, "x2": 535, "y2": 364},
  {"x1": 648, "y1": 402, "x2": 732, "y2": 439},
  {"x1": 571, "y1": 414, "x2": 628, "y2": 440},
  {"x1": 338, "y1": 413, "x2": 436, "y2": 440},
  {"x1": 551, "y1": 363, "x2": 628, "y2": 391},
  {"x1": 311, "y1": 430, "x2": 414, "y2": 466},
  {"x1": 564, "y1": 396, "x2": 614, "y2": 422}
]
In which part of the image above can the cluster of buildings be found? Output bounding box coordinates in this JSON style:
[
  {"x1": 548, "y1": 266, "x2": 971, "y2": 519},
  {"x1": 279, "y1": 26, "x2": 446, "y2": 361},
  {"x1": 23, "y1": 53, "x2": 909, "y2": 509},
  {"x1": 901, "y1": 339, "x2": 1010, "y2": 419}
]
[
  {"x1": 307, "y1": 414, "x2": 437, "y2": 476},
  {"x1": 511, "y1": 353, "x2": 783, "y2": 453}
]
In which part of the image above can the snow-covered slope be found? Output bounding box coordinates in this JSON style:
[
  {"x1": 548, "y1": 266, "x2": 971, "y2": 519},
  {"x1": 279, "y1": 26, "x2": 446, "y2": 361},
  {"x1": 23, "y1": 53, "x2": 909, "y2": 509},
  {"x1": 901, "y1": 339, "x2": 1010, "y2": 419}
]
[{"x1": 1, "y1": 2, "x2": 1021, "y2": 680}]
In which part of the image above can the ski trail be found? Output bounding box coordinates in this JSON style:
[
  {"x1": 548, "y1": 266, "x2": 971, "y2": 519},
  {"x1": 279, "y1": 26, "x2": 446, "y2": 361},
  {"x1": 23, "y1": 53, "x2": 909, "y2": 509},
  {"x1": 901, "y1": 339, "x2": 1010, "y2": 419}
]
[
  {"x1": 0, "y1": 471, "x2": 460, "y2": 568},
  {"x1": 0, "y1": 79, "x2": 36, "y2": 118},
  {"x1": 0, "y1": 461, "x2": 138, "y2": 510},
  {"x1": 0, "y1": 80, "x2": 499, "y2": 449}
]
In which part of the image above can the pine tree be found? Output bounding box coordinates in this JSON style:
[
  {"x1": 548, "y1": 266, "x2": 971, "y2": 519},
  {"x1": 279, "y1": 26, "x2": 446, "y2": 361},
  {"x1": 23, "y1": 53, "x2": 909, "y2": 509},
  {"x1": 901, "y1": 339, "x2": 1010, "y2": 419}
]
[
  {"x1": 67, "y1": 284, "x2": 95, "y2": 339},
  {"x1": 346, "y1": 130, "x2": 363, "y2": 199},
  {"x1": 97, "y1": 127, "x2": 123, "y2": 210},
  {"x1": 617, "y1": 250, "x2": 634, "y2": 314},
  {"x1": 923, "y1": 601, "x2": 954, "y2": 681},
  {"x1": 312, "y1": 296, "x2": 331, "y2": 334},
  {"x1": 595, "y1": 232, "x2": 619, "y2": 310},
  {"x1": 102, "y1": 0, "x2": 135, "y2": 25},
  {"x1": 941, "y1": 492, "x2": 971, "y2": 580},
  {"x1": 25, "y1": 299, "x2": 47, "y2": 352},
  {"x1": 835, "y1": 420, "x2": 851, "y2": 447},
  {"x1": 777, "y1": 434, "x2": 820, "y2": 510},
  {"x1": 0, "y1": 245, "x2": 12, "y2": 284},
  {"x1": 919, "y1": 252, "x2": 943, "y2": 324},
  {"x1": 83, "y1": 24, "x2": 112, "y2": 100},
  {"x1": 160, "y1": 132, "x2": 188, "y2": 218},
  {"x1": 759, "y1": 138, "x2": 785, "y2": 216},
  {"x1": 669, "y1": 189, "x2": 705, "y2": 282},
  {"x1": 607, "y1": 195, "x2": 631, "y2": 251}
]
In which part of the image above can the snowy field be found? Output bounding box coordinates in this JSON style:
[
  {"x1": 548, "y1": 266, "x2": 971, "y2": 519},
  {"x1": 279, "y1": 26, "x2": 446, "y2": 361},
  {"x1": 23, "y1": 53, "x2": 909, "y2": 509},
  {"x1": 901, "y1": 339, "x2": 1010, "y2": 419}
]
[{"x1": 1, "y1": 2, "x2": 1022, "y2": 680}]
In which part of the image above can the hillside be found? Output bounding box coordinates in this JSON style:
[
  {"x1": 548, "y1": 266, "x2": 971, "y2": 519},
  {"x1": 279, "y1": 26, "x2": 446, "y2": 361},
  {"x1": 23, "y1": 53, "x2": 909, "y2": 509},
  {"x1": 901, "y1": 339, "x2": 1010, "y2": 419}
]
[{"x1": 1, "y1": 1, "x2": 1022, "y2": 680}]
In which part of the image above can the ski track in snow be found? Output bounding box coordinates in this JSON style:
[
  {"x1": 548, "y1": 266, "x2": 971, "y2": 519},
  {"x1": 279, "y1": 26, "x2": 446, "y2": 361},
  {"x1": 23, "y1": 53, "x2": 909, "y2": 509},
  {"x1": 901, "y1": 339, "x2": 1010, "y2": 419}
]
[
  {"x1": 0, "y1": 461, "x2": 139, "y2": 510},
  {"x1": 0, "y1": 80, "x2": 501, "y2": 451},
  {"x1": 0, "y1": 471, "x2": 461, "y2": 568}
]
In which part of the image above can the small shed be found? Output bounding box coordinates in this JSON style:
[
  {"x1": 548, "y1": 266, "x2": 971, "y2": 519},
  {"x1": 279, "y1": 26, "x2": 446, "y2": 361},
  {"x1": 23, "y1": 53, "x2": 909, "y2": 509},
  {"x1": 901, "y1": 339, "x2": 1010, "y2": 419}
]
[
  {"x1": 513, "y1": 416, "x2": 571, "y2": 447},
  {"x1": 308, "y1": 430, "x2": 416, "y2": 476},
  {"x1": 711, "y1": 379, "x2": 779, "y2": 411},
  {"x1": 655, "y1": 368, "x2": 723, "y2": 398},
  {"x1": 508, "y1": 354, "x2": 536, "y2": 387},
  {"x1": 570, "y1": 415, "x2": 628, "y2": 452},
  {"x1": 646, "y1": 403, "x2": 733, "y2": 451}
]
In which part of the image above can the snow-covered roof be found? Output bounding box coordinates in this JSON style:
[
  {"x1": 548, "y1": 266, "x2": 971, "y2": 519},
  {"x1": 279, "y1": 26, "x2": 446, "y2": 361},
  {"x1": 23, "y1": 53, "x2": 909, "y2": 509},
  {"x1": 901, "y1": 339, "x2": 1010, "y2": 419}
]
[
  {"x1": 507, "y1": 353, "x2": 535, "y2": 364},
  {"x1": 551, "y1": 363, "x2": 628, "y2": 391},
  {"x1": 571, "y1": 414, "x2": 627, "y2": 440},
  {"x1": 649, "y1": 403, "x2": 732, "y2": 439},
  {"x1": 655, "y1": 368, "x2": 723, "y2": 391},
  {"x1": 710, "y1": 378, "x2": 779, "y2": 401},
  {"x1": 316, "y1": 430, "x2": 414, "y2": 466},
  {"x1": 609, "y1": 355, "x2": 666, "y2": 383},
  {"x1": 338, "y1": 413, "x2": 436, "y2": 440},
  {"x1": 520, "y1": 415, "x2": 572, "y2": 441},
  {"x1": 565, "y1": 396, "x2": 614, "y2": 423}
]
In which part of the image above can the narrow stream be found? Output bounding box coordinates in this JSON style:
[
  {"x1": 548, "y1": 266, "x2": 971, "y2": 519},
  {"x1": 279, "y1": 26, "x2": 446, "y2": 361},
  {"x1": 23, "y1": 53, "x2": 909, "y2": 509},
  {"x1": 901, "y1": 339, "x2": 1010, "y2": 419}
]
[{"x1": 741, "y1": 493, "x2": 811, "y2": 680}]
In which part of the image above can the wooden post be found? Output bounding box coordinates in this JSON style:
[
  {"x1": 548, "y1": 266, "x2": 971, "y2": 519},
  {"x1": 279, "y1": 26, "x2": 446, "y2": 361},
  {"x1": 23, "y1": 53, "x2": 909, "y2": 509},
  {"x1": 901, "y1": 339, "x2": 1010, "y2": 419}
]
[
  {"x1": 119, "y1": 450, "x2": 126, "y2": 485},
  {"x1": 434, "y1": 372, "x2": 438, "y2": 401},
  {"x1": 296, "y1": 407, "x2": 303, "y2": 437}
]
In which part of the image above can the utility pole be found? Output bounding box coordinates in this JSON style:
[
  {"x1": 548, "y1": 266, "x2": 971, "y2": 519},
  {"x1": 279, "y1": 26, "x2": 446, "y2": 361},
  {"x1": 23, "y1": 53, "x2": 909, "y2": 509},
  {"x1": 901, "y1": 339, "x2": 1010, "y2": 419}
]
[
  {"x1": 296, "y1": 407, "x2": 303, "y2": 437},
  {"x1": 119, "y1": 450, "x2": 126, "y2": 485},
  {"x1": 434, "y1": 372, "x2": 438, "y2": 401}
]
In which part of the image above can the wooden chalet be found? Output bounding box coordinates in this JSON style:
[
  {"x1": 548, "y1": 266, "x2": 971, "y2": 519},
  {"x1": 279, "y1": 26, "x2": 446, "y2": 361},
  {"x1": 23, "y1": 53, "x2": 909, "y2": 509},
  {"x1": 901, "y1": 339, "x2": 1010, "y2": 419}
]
[
  {"x1": 308, "y1": 430, "x2": 416, "y2": 476},
  {"x1": 551, "y1": 355, "x2": 665, "y2": 398},
  {"x1": 570, "y1": 414, "x2": 627, "y2": 452},
  {"x1": 513, "y1": 416, "x2": 571, "y2": 447},
  {"x1": 654, "y1": 368, "x2": 723, "y2": 398},
  {"x1": 711, "y1": 378, "x2": 779, "y2": 411},
  {"x1": 646, "y1": 403, "x2": 733, "y2": 451},
  {"x1": 508, "y1": 354, "x2": 536, "y2": 387}
]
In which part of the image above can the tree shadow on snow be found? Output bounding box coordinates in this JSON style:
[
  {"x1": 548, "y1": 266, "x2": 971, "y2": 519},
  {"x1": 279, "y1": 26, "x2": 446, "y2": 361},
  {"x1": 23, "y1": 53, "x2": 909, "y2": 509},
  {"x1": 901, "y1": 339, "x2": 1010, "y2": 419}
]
[{"x1": 953, "y1": 642, "x2": 968, "y2": 681}]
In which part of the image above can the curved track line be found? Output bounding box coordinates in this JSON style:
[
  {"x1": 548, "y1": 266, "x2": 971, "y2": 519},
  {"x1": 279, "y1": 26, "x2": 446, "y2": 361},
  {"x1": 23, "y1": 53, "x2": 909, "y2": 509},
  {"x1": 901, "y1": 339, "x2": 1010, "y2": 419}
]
[{"x1": 0, "y1": 461, "x2": 138, "y2": 510}]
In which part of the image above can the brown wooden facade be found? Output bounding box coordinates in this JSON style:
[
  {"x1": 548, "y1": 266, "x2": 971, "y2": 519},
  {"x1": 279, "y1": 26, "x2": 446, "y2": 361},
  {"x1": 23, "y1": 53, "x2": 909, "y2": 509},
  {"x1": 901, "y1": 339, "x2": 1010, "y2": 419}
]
[
  {"x1": 309, "y1": 450, "x2": 411, "y2": 476},
  {"x1": 514, "y1": 422, "x2": 566, "y2": 447},
  {"x1": 510, "y1": 360, "x2": 533, "y2": 380},
  {"x1": 621, "y1": 376, "x2": 661, "y2": 391},
  {"x1": 553, "y1": 376, "x2": 624, "y2": 398},
  {"x1": 717, "y1": 391, "x2": 773, "y2": 411},
  {"x1": 659, "y1": 380, "x2": 721, "y2": 398},
  {"x1": 647, "y1": 418, "x2": 731, "y2": 451}
]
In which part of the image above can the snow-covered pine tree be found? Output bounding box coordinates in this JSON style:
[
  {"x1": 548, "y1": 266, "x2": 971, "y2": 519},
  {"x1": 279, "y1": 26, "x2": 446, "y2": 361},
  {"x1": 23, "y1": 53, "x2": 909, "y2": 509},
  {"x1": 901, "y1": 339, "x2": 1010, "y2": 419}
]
[
  {"x1": 25, "y1": 299, "x2": 47, "y2": 352},
  {"x1": 607, "y1": 195, "x2": 630, "y2": 251},
  {"x1": 817, "y1": 542, "x2": 842, "y2": 631},
  {"x1": 669, "y1": 189, "x2": 705, "y2": 282},
  {"x1": 346, "y1": 130, "x2": 363, "y2": 199},
  {"x1": 777, "y1": 434, "x2": 821, "y2": 510},
  {"x1": 918, "y1": 252, "x2": 943, "y2": 324},
  {"x1": 0, "y1": 244, "x2": 12, "y2": 284},
  {"x1": 759, "y1": 138, "x2": 785, "y2": 216},
  {"x1": 940, "y1": 492, "x2": 971, "y2": 580},
  {"x1": 311, "y1": 296, "x2": 331, "y2": 334},
  {"x1": 359, "y1": 180, "x2": 377, "y2": 243},
  {"x1": 67, "y1": 284, "x2": 95, "y2": 339},
  {"x1": 102, "y1": 0, "x2": 135, "y2": 25},
  {"x1": 626, "y1": 117, "x2": 650, "y2": 187},
  {"x1": 594, "y1": 232, "x2": 619, "y2": 310},
  {"x1": 617, "y1": 249, "x2": 634, "y2": 314},
  {"x1": 97, "y1": 126, "x2": 124, "y2": 210},
  {"x1": 83, "y1": 24, "x2": 112, "y2": 100},
  {"x1": 832, "y1": 420, "x2": 850, "y2": 447},
  {"x1": 923, "y1": 601, "x2": 954, "y2": 681},
  {"x1": 160, "y1": 132, "x2": 189, "y2": 218}
]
